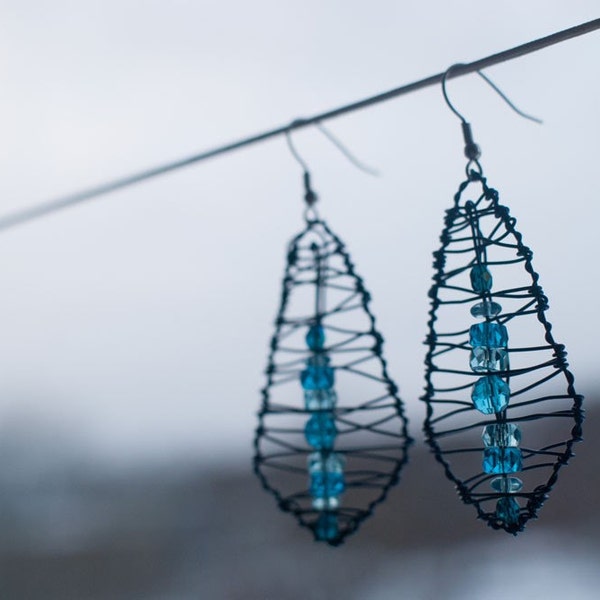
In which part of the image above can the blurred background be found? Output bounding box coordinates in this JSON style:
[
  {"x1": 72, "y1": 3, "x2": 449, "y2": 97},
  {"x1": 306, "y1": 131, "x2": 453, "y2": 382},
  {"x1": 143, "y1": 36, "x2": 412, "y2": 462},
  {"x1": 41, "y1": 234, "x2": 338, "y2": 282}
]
[{"x1": 0, "y1": 2, "x2": 598, "y2": 598}]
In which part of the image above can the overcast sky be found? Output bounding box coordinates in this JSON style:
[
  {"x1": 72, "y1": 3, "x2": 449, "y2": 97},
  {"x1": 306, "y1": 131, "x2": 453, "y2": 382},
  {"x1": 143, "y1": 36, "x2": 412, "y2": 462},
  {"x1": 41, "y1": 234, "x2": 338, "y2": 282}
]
[{"x1": 0, "y1": 1, "x2": 598, "y2": 465}]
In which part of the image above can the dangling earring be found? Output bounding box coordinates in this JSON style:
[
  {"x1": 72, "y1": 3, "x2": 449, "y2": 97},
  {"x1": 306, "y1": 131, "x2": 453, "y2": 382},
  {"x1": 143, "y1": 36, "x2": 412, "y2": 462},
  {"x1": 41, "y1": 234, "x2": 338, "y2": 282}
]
[
  {"x1": 254, "y1": 125, "x2": 411, "y2": 546},
  {"x1": 422, "y1": 65, "x2": 583, "y2": 534}
]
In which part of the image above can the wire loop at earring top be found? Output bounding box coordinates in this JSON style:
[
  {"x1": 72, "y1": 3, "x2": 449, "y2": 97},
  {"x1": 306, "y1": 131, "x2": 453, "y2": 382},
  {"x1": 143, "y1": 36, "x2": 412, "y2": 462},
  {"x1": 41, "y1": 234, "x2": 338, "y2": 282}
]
[
  {"x1": 466, "y1": 159, "x2": 483, "y2": 180},
  {"x1": 303, "y1": 204, "x2": 320, "y2": 223}
]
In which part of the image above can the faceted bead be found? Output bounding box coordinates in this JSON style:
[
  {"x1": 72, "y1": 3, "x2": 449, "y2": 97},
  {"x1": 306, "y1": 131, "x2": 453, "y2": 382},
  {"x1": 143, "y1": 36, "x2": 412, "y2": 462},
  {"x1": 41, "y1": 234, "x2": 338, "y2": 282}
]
[
  {"x1": 315, "y1": 513, "x2": 338, "y2": 541},
  {"x1": 304, "y1": 388, "x2": 337, "y2": 411},
  {"x1": 307, "y1": 451, "x2": 345, "y2": 474},
  {"x1": 482, "y1": 423, "x2": 521, "y2": 447},
  {"x1": 325, "y1": 453, "x2": 345, "y2": 473},
  {"x1": 310, "y1": 471, "x2": 345, "y2": 498},
  {"x1": 301, "y1": 355, "x2": 334, "y2": 390},
  {"x1": 301, "y1": 366, "x2": 334, "y2": 390},
  {"x1": 308, "y1": 452, "x2": 324, "y2": 473},
  {"x1": 471, "y1": 376, "x2": 510, "y2": 414},
  {"x1": 312, "y1": 496, "x2": 340, "y2": 510},
  {"x1": 496, "y1": 497, "x2": 520, "y2": 525},
  {"x1": 306, "y1": 325, "x2": 325, "y2": 350},
  {"x1": 469, "y1": 347, "x2": 509, "y2": 372},
  {"x1": 469, "y1": 322, "x2": 508, "y2": 348},
  {"x1": 483, "y1": 447, "x2": 522, "y2": 474},
  {"x1": 305, "y1": 413, "x2": 337, "y2": 449},
  {"x1": 470, "y1": 347, "x2": 488, "y2": 372},
  {"x1": 470, "y1": 300, "x2": 502, "y2": 319},
  {"x1": 470, "y1": 265, "x2": 493, "y2": 293},
  {"x1": 491, "y1": 476, "x2": 523, "y2": 493},
  {"x1": 487, "y1": 348, "x2": 509, "y2": 371}
]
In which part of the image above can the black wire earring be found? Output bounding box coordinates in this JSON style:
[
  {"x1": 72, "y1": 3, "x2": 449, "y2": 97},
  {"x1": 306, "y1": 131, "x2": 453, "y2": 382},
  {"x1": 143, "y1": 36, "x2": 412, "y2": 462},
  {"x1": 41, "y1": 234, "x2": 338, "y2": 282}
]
[
  {"x1": 254, "y1": 125, "x2": 411, "y2": 546},
  {"x1": 422, "y1": 65, "x2": 584, "y2": 534}
]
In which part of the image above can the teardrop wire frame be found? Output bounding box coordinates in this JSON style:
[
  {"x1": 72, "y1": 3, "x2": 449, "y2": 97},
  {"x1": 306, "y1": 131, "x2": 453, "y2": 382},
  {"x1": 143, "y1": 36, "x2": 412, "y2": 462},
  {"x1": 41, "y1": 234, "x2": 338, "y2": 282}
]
[
  {"x1": 422, "y1": 170, "x2": 584, "y2": 534},
  {"x1": 254, "y1": 218, "x2": 412, "y2": 546}
]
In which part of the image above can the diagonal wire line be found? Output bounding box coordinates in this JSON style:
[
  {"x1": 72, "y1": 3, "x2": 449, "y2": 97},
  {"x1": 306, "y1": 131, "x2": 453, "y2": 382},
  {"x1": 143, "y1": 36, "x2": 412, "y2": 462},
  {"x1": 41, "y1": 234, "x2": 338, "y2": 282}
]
[{"x1": 1, "y1": 17, "x2": 599, "y2": 233}]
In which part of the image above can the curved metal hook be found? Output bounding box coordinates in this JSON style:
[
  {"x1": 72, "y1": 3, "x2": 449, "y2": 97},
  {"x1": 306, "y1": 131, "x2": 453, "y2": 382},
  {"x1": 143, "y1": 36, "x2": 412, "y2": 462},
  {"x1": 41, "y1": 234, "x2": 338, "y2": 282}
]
[
  {"x1": 286, "y1": 120, "x2": 380, "y2": 177},
  {"x1": 442, "y1": 63, "x2": 543, "y2": 125},
  {"x1": 286, "y1": 121, "x2": 380, "y2": 219},
  {"x1": 285, "y1": 127, "x2": 310, "y2": 173},
  {"x1": 313, "y1": 122, "x2": 380, "y2": 177},
  {"x1": 442, "y1": 63, "x2": 542, "y2": 168},
  {"x1": 285, "y1": 128, "x2": 318, "y2": 214}
]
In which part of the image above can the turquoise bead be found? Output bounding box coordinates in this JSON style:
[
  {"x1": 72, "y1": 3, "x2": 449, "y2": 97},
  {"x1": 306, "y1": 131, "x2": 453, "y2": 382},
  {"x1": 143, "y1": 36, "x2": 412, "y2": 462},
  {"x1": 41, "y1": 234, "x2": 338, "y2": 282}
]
[
  {"x1": 491, "y1": 476, "x2": 523, "y2": 493},
  {"x1": 483, "y1": 447, "x2": 522, "y2": 474},
  {"x1": 305, "y1": 413, "x2": 337, "y2": 449},
  {"x1": 496, "y1": 497, "x2": 520, "y2": 525},
  {"x1": 469, "y1": 322, "x2": 508, "y2": 348},
  {"x1": 309, "y1": 451, "x2": 345, "y2": 509},
  {"x1": 470, "y1": 347, "x2": 509, "y2": 372},
  {"x1": 482, "y1": 423, "x2": 521, "y2": 447},
  {"x1": 470, "y1": 300, "x2": 502, "y2": 319},
  {"x1": 470, "y1": 265, "x2": 493, "y2": 293},
  {"x1": 310, "y1": 471, "x2": 345, "y2": 498},
  {"x1": 304, "y1": 388, "x2": 337, "y2": 411},
  {"x1": 306, "y1": 325, "x2": 325, "y2": 350},
  {"x1": 301, "y1": 355, "x2": 334, "y2": 390},
  {"x1": 313, "y1": 497, "x2": 340, "y2": 510},
  {"x1": 315, "y1": 513, "x2": 339, "y2": 541},
  {"x1": 308, "y1": 451, "x2": 344, "y2": 474},
  {"x1": 471, "y1": 376, "x2": 510, "y2": 414}
]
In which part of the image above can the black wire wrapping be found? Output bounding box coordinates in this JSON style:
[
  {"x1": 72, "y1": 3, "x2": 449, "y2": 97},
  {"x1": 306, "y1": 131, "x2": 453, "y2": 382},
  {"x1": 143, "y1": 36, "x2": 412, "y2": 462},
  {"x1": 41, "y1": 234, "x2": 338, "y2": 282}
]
[
  {"x1": 254, "y1": 218, "x2": 412, "y2": 546},
  {"x1": 422, "y1": 169, "x2": 584, "y2": 534}
]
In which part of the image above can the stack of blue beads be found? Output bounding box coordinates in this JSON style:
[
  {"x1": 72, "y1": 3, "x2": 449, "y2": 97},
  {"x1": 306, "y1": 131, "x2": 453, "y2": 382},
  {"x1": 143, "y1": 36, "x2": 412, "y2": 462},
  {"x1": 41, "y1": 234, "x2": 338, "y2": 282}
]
[
  {"x1": 301, "y1": 323, "x2": 345, "y2": 540},
  {"x1": 469, "y1": 264, "x2": 522, "y2": 526}
]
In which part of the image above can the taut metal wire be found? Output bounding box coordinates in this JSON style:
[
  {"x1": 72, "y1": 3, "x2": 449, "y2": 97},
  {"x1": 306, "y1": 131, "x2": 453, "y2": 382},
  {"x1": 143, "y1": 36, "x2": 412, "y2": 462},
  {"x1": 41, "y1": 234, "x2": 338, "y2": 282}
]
[{"x1": 1, "y1": 18, "x2": 599, "y2": 232}]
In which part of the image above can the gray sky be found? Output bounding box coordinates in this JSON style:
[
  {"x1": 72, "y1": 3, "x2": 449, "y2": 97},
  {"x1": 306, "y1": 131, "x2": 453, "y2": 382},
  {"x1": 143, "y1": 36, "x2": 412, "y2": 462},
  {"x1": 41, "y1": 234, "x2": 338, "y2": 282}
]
[{"x1": 0, "y1": 1, "x2": 598, "y2": 464}]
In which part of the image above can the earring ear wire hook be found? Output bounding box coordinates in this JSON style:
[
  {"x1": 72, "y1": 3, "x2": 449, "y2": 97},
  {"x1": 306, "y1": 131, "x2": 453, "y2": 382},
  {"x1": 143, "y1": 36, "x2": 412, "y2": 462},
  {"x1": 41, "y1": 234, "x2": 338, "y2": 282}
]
[
  {"x1": 442, "y1": 64, "x2": 543, "y2": 125},
  {"x1": 313, "y1": 122, "x2": 380, "y2": 177},
  {"x1": 285, "y1": 129, "x2": 318, "y2": 212},
  {"x1": 442, "y1": 63, "x2": 542, "y2": 164},
  {"x1": 285, "y1": 121, "x2": 380, "y2": 220}
]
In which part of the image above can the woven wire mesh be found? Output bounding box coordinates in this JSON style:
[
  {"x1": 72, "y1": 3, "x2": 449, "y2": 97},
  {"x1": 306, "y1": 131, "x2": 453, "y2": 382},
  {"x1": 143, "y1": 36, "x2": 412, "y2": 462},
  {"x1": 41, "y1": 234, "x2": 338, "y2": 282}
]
[
  {"x1": 254, "y1": 218, "x2": 411, "y2": 546},
  {"x1": 422, "y1": 170, "x2": 583, "y2": 534}
]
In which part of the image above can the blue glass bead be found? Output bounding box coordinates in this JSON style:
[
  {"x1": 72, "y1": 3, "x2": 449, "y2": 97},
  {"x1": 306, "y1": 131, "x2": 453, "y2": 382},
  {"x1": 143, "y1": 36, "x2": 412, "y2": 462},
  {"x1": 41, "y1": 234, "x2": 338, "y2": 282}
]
[
  {"x1": 496, "y1": 497, "x2": 520, "y2": 525},
  {"x1": 310, "y1": 472, "x2": 345, "y2": 498},
  {"x1": 301, "y1": 355, "x2": 334, "y2": 390},
  {"x1": 305, "y1": 413, "x2": 337, "y2": 449},
  {"x1": 470, "y1": 300, "x2": 502, "y2": 319},
  {"x1": 470, "y1": 347, "x2": 509, "y2": 373},
  {"x1": 306, "y1": 325, "x2": 325, "y2": 350},
  {"x1": 483, "y1": 447, "x2": 522, "y2": 474},
  {"x1": 309, "y1": 452, "x2": 345, "y2": 509},
  {"x1": 469, "y1": 322, "x2": 508, "y2": 348},
  {"x1": 471, "y1": 376, "x2": 510, "y2": 414},
  {"x1": 313, "y1": 496, "x2": 340, "y2": 510},
  {"x1": 304, "y1": 388, "x2": 337, "y2": 411},
  {"x1": 308, "y1": 451, "x2": 324, "y2": 474},
  {"x1": 470, "y1": 347, "x2": 488, "y2": 373},
  {"x1": 470, "y1": 265, "x2": 493, "y2": 293},
  {"x1": 482, "y1": 423, "x2": 521, "y2": 447},
  {"x1": 315, "y1": 513, "x2": 338, "y2": 541},
  {"x1": 491, "y1": 476, "x2": 523, "y2": 493},
  {"x1": 308, "y1": 451, "x2": 345, "y2": 474}
]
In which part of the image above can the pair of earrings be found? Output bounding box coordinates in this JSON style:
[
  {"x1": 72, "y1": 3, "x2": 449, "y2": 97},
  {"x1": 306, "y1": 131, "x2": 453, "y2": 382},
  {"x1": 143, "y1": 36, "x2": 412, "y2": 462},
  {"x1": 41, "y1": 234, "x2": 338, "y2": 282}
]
[{"x1": 253, "y1": 67, "x2": 583, "y2": 546}]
